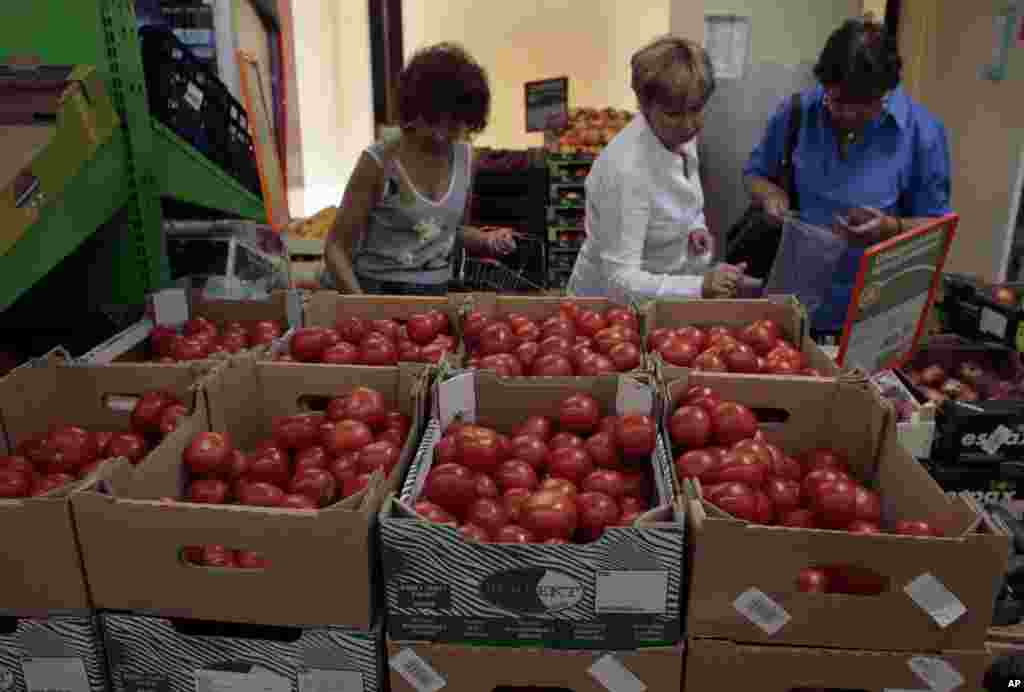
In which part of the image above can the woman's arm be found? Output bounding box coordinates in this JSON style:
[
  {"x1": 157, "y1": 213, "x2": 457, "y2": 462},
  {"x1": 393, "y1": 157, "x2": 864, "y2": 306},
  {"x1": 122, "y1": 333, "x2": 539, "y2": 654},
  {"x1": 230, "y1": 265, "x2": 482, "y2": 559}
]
[
  {"x1": 458, "y1": 146, "x2": 495, "y2": 257},
  {"x1": 324, "y1": 152, "x2": 384, "y2": 293}
]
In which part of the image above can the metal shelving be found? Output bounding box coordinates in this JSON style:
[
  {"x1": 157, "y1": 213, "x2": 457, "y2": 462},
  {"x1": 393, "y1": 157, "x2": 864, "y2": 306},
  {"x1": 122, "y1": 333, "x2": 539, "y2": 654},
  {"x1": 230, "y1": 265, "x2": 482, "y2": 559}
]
[{"x1": 0, "y1": 0, "x2": 267, "y2": 316}]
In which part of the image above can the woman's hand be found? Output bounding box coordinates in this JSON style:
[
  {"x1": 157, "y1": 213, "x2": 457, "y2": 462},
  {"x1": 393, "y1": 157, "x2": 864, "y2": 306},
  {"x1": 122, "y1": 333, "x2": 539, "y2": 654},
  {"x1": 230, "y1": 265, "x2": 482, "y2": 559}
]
[
  {"x1": 483, "y1": 227, "x2": 519, "y2": 256},
  {"x1": 833, "y1": 206, "x2": 892, "y2": 246},
  {"x1": 688, "y1": 229, "x2": 713, "y2": 257},
  {"x1": 702, "y1": 262, "x2": 746, "y2": 299},
  {"x1": 762, "y1": 191, "x2": 792, "y2": 226}
]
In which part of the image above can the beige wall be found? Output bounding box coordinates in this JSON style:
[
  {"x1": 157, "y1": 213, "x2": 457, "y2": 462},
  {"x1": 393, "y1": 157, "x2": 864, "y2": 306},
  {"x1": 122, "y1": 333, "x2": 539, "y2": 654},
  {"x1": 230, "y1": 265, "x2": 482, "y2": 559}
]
[
  {"x1": 404, "y1": 0, "x2": 674, "y2": 149},
  {"x1": 902, "y1": 0, "x2": 1024, "y2": 279}
]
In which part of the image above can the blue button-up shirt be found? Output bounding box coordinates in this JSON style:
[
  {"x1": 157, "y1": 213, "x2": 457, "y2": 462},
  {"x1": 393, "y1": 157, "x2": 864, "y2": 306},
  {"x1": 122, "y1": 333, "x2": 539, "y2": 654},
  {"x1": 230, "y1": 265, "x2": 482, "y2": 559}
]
[{"x1": 744, "y1": 85, "x2": 952, "y2": 331}]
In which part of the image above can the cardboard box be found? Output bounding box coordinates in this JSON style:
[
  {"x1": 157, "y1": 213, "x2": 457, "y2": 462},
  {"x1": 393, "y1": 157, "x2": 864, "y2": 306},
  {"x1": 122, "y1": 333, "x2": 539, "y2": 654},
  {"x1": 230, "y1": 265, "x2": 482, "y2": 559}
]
[
  {"x1": 103, "y1": 613, "x2": 383, "y2": 692},
  {"x1": 674, "y1": 371, "x2": 1010, "y2": 651},
  {"x1": 0, "y1": 360, "x2": 211, "y2": 614},
  {"x1": 380, "y1": 370, "x2": 684, "y2": 649},
  {"x1": 79, "y1": 289, "x2": 303, "y2": 364},
  {"x1": 684, "y1": 637, "x2": 989, "y2": 692},
  {"x1": 0, "y1": 63, "x2": 120, "y2": 256},
  {"x1": 72, "y1": 359, "x2": 428, "y2": 629},
  {"x1": 386, "y1": 640, "x2": 682, "y2": 692},
  {"x1": 642, "y1": 297, "x2": 841, "y2": 380},
  {"x1": 871, "y1": 369, "x2": 938, "y2": 458},
  {"x1": 0, "y1": 615, "x2": 109, "y2": 692}
]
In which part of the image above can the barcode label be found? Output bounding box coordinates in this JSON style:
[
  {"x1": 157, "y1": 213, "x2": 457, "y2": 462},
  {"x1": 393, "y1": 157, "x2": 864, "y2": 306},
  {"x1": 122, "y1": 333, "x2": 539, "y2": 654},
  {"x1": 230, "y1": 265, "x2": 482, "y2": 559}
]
[
  {"x1": 298, "y1": 670, "x2": 364, "y2": 692},
  {"x1": 389, "y1": 649, "x2": 446, "y2": 692},
  {"x1": 588, "y1": 655, "x2": 647, "y2": 692},
  {"x1": 981, "y1": 307, "x2": 1009, "y2": 338},
  {"x1": 733, "y1": 588, "x2": 791, "y2": 635},
  {"x1": 904, "y1": 574, "x2": 967, "y2": 629},
  {"x1": 908, "y1": 656, "x2": 964, "y2": 692}
]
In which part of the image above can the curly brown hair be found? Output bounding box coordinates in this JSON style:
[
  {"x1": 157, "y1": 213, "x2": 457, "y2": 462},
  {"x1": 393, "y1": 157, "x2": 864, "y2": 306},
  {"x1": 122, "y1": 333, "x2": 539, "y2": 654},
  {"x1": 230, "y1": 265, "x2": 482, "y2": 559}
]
[{"x1": 399, "y1": 42, "x2": 491, "y2": 135}]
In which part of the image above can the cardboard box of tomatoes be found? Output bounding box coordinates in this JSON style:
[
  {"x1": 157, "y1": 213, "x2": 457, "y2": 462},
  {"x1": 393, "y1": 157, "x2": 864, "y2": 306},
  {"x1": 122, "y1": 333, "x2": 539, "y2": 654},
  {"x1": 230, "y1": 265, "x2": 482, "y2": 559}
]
[
  {"x1": 102, "y1": 613, "x2": 385, "y2": 692},
  {"x1": 642, "y1": 296, "x2": 841, "y2": 380},
  {"x1": 0, "y1": 615, "x2": 109, "y2": 692},
  {"x1": 379, "y1": 370, "x2": 684, "y2": 649},
  {"x1": 79, "y1": 288, "x2": 302, "y2": 364},
  {"x1": 459, "y1": 295, "x2": 645, "y2": 377},
  {"x1": 268, "y1": 292, "x2": 463, "y2": 368},
  {"x1": 684, "y1": 637, "x2": 990, "y2": 692},
  {"x1": 72, "y1": 358, "x2": 429, "y2": 630},
  {"x1": 671, "y1": 371, "x2": 1010, "y2": 651},
  {"x1": 386, "y1": 640, "x2": 682, "y2": 692},
  {"x1": 0, "y1": 357, "x2": 212, "y2": 613}
]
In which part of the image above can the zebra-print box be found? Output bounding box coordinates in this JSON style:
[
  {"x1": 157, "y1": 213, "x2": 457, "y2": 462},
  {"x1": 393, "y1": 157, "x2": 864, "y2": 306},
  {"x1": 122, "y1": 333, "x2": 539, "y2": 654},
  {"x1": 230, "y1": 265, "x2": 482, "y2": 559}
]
[
  {"x1": 0, "y1": 615, "x2": 109, "y2": 692},
  {"x1": 101, "y1": 614, "x2": 383, "y2": 692},
  {"x1": 380, "y1": 371, "x2": 684, "y2": 650}
]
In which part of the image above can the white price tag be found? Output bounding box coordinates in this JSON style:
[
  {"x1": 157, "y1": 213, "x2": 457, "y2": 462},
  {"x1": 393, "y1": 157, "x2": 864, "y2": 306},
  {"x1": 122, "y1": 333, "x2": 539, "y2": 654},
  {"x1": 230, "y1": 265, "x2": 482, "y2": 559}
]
[
  {"x1": 152, "y1": 288, "x2": 189, "y2": 327},
  {"x1": 436, "y1": 373, "x2": 476, "y2": 432},
  {"x1": 733, "y1": 588, "x2": 791, "y2": 635},
  {"x1": 21, "y1": 658, "x2": 90, "y2": 692},
  {"x1": 615, "y1": 377, "x2": 653, "y2": 416},
  {"x1": 588, "y1": 654, "x2": 647, "y2": 692},
  {"x1": 185, "y1": 81, "x2": 205, "y2": 110},
  {"x1": 981, "y1": 307, "x2": 1009, "y2": 338},
  {"x1": 195, "y1": 670, "x2": 291, "y2": 692},
  {"x1": 298, "y1": 670, "x2": 364, "y2": 692},
  {"x1": 595, "y1": 571, "x2": 668, "y2": 614},
  {"x1": 286, "y1": 290, "x2": 303, "y2": 328},
  {"x1": 904, "y1": 574, "x2": 967, "y2": 629},
  {"x1": 389, "y1": 649, "x2": 445, "y2": 692},
  {"x1": 908, "y1": 656, "x2": 965, "y2": 692}
]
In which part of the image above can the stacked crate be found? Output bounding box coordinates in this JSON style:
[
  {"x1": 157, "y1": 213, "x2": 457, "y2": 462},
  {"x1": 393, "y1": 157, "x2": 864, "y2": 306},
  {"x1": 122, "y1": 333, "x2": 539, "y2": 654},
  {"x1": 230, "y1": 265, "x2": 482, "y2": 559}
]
[{"x1": 546, "y1": 154, "x2": 592, "y2": 290}]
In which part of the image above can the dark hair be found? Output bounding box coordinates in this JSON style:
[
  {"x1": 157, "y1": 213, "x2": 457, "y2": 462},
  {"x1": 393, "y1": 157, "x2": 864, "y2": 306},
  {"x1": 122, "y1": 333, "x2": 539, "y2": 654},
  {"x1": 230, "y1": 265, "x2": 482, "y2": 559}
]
[
  {"x1": 398, "y1": 42, "x2": 490, "y2": 135},
  {"x1": 814, "y1": 19, "x2": 902, "y2": 101},
  {"x1": 631, "y1": 36, "x2": 716, "y2": 110}
]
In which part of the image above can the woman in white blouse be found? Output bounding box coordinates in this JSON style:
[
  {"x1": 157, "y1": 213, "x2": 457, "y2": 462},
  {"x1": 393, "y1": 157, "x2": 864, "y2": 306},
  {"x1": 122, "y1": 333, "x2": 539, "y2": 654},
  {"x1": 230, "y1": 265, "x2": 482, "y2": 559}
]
[{"x1": 568, "y1": 36, "x2": 743, "y2": 301}]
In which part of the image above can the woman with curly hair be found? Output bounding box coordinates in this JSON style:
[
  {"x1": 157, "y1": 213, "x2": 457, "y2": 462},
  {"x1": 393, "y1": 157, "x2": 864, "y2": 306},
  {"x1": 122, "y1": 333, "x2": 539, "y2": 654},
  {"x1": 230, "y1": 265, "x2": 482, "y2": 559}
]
[{"x1": 322, "y1": 42, "x2": 516, "y2": 294}]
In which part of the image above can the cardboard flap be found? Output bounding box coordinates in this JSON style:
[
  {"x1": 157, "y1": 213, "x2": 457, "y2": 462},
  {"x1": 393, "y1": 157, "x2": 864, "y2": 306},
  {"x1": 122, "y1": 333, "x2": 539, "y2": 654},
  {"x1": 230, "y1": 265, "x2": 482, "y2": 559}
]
[{"x1": 192, "y1": 289, "x2": 297, "y2": 326}]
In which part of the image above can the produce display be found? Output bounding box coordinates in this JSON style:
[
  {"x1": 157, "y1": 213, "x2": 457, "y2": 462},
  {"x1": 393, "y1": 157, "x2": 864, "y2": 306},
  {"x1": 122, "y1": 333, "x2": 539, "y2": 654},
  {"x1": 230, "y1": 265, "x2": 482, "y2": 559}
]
[
  {"x1": 648, "y1": 319, "x2": 824, "y2": 376},
  {"x1": 0, "y1": 390, "x2": 188, "y2": 497},
  {"x1": 670, "y1": 384, "x2": 940, "y2": 540},
  {"x1": 275, "y1": 311, "x2": 453, "y2": 365},
  {"x1": 176, "y1": 386, "x2": 409, "y2": 568},
  {"x1": 905, "y1": 360, "x2": 1020, "y2": 405},
  {"x1": 464, "y1": 301, "x2": 641, "y2": 376},
  {"x1": 150, "y1": 317, "x2": 285, "y2": 362},
  {"x1": 547, "y1": 107, "x2": 634, "y2": 155},
  {"x1": 475, "y1": 149, "x2": 534, "y2": 172},
  {"x1": 416, "y1": 392, "x2": 657, "y2": 544}
]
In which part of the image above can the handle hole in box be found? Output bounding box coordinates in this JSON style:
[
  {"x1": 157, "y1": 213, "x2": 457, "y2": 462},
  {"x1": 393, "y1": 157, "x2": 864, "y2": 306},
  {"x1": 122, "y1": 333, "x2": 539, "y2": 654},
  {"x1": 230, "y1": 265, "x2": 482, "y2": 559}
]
[
  {"x1": 102, "y1": 394, "x2": 141, "y2": 413},
  {"x1": 179, "y1": 546, "x2": 270, "y2": 571},
  {"x1": 800, "y1": 564, "x2": 888, "y2": 597}
]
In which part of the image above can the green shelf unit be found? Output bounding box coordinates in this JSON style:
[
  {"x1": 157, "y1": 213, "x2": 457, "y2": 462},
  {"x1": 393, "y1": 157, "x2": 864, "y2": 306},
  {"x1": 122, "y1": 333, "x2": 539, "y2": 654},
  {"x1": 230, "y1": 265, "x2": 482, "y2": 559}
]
[{"x1": 152, "y1": 121, "x2": 266, "y2": 220}]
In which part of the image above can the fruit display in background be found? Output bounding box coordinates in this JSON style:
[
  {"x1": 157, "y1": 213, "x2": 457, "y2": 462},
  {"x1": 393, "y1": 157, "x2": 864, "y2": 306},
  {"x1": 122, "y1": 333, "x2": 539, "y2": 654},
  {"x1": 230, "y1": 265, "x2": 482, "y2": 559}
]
[
  {"x1": 1, "y1": 391, "x2": 188, "y2": 497},
  {"x1": 464, "y1": 301, "x2": 641, "y2": 376},
  {"x1": 547, "y1": 107, "x2": 634, "y2": 155},
  {"x1": 276, "y1": 311, "x2": 453, "y2": 365},
  {"x1": 993, "y1": 285, "x2": 1019, "y2": 307},
  {"x1": 649, "y1": 319, "x2": 824, "y2": 377},
  {"x1": 149, "y1": 318, "x2": 285, "y2": 363},
  {"x1": 416, "y1": 392, "x2": 657, "y2": 543},
  {"x1": 671, "y1": 384, "x2": 940, "y2": 537},
  {"x1": 176, "y1": 386, "x2": 409, "y2": 568},
  {"x1": 902, "y1": 359, "x2": 1022, "y2": 407}
]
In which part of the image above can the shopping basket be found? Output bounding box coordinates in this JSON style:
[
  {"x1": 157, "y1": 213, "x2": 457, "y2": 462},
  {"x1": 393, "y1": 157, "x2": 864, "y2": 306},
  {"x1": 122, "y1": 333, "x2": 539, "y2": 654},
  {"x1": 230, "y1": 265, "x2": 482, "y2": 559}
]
[{"x1": 455, "y1": 232, "x2": 546, "y2": 293}]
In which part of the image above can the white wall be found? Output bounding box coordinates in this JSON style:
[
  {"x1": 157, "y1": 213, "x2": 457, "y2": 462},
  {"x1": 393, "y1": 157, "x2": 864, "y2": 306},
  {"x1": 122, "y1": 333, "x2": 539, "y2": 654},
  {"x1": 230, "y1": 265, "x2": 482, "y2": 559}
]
[{"x1": 291, "y1": 0, "x2": 374, "y2": 216}]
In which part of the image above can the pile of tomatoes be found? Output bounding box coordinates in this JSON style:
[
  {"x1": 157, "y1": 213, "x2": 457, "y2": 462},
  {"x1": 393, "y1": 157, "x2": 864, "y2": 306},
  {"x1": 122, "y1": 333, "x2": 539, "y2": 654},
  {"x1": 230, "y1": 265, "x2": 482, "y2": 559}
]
[
  {"x1": 416, "y1": 392, "x2": 659, "y2": 544},
  {"x1": 671, "y1": 384, "x2": 940, "y2": 536},
  {"x1": 463, "y1": 302, "x2": 642, "y2": 377},
  {"x1": 277, "y1": 311, "x2": 453, "y2": 365},
  {"x1": 150, "y1": 317, "x2": 285, "y2": 362},
  {"x1": 177, "y1": 386, "x2": 409, "y2": 568},
  {"x1": 0, "y1": 390, "x2": 188, "y2": 498},
  {"x1": 649, "y1": 319, "x2": 823, "y2": 376}
]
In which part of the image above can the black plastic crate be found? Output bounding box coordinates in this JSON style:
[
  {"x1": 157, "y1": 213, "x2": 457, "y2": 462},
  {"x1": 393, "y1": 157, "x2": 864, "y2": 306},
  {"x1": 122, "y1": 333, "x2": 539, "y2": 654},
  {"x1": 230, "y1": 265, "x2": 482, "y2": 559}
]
[
  {"x1": 923, "y1": 458, "x2": 1024, "y2": 516},
  {"x1": 942, "y1": 273, "x2": 1024, "y2": 350},
  {"x1": 932, "y1": 400, "x2": 1024, "y2": 465}
]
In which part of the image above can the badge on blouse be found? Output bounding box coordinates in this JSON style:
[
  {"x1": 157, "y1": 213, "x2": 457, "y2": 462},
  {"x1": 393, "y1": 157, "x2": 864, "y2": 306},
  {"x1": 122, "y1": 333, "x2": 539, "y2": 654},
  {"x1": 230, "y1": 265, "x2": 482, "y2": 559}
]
[{"x1": 414, "y1": 218, "x2": 444, "y2": 242}]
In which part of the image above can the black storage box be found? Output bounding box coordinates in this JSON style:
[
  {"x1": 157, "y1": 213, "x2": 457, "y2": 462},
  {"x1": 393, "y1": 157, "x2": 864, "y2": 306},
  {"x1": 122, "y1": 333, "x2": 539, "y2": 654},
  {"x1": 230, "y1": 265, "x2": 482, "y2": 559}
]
[
  {"x1": 924, "y1": 458, "x2": 1024, "y2": 517},
  {"x1": 942, "y1": 273, "x2": 1024, "y2": 351}
]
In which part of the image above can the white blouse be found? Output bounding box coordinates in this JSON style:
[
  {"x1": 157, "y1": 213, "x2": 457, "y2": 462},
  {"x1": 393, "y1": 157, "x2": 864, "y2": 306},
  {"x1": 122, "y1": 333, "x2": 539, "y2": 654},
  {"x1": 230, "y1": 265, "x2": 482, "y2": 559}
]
[{"x1": 567, "y1": 112, "x2": 711, "y2": 302}]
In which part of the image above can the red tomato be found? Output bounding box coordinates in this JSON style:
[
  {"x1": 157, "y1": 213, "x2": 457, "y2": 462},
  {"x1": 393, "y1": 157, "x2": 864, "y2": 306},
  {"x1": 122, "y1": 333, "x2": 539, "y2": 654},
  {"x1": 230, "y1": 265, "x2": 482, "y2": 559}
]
[
  {"x1": 280, "y1": 493, "x2": 318, "y2": 509},
  {"x1": 235, "y1": 551, "x2": 269, "y2": 569},
  {"x1": 605, "y1": 307, "x2": 638, "y2": 331},
  {"x1": 659, "y1": 338, "x2": 700, "y2": 367},
  {"x1": 158, "y1": 403, "x2": 189, "y2": 436},
  {"x1": 420, "y1": 341, "x2": 448, "y2": 364},
  {"x1": 415, "y1": 500, "x2": 455, "y2": 524},
  {"x1": 582, "y1": 469, "x2": 626, "y2": 498},
  {"x1": 513, "y1": 322, "x2": 541, "y2": 343},
  {"x1": 577, "y1": 353, "x2": 618, "y2": 376},
  {"x1": 769, "y1": 453, "x2": 803, "y2": 483},
  {"x1": 131, "y1": 391, "x2": 177, "y2": 434},
  {"x1": 322, "y1": 342, "x2": 361, "y2": 364},
  {"x1": 576, "y1": 310, "x2": 607, "y2": 338},
  {"x1": 465, "y1": 497, "x2": 509, "y2": 536},
  {"x1": 219, "y1": 331, "x2": 249, "y2": 354},
  {"x1": 683, "y1": 386, "x2": 721, "y2": 412},
  {"x1": 328, "y1": 452, "x2": 359, "y2": 489},
  {"x1": 547, "y1": 446, "x2": 595, "y2": 485},
  {"x1": 716, "y1": 450, "x2": 768, "y2": 486},
  {"x1": 520, "y1": 489, "x2": 579, "y2": 541},
  {"x1": 616, "y1": 414, "x2": 657, "y2": 461},
  {"x1": 530, "y1": 353, "x2": 574, "y2": 377},
  {"x1": 368, "y1": 319, "x2": 400, "y2": 340},
  {"x1": 584, "y1": 432, "x2": 623, "y2": 470},
  {"x1": 495, "y1": 459, "x2": 539, "y2": 492},
  {"x1": 435, "y1": 436, "x2": 457, "y2": 465},
  {"x1": 454, "y1": 425, "x2": 501, "y2": 472},
  {"x1": 724, "y1": 347, "x2": 760, "y2": 374},
  {"x1": 289, "y1": 468, "x2": 338, "y2": 506},
  {"x1": 31, "y1": 473, "x2": 75, "y2": 496},
  {"x1": 578, "y1": 490, "x2": 620, "y2": 541},
  {"x1": 559, "y1": 300, "x2": 580, "y2": 321},
  {"x1": 333, "y1": 316, "x2": 365, "y2": 344},
  {"x1": 357, "y1": 440, "x2": 400, "y2": 474},
  {"x1": 780, "y1": 508, "x2": 818, "y2": 528},
  {"x1": 797, "y1": 567, "x2": 830, "y2": 593},
  {"x1": 183, "y1": 317, "x2": 216, "y2": 338},
  {"x1": 813, "y1": 479, "x2": 858, "y2": 528},
  {"x1": 714, "y1": 491, "x2": 761, "y2": 522},
  {"x1": 249, "y1": 320, "x2": 283, "y2": 345},
  {"x1": 514, "y1": 341, "x2": 540, "y2": 370},
  {"x1": 424, "y1": 463, "x2": 477, "y2": 516},
  {"x1": 245, "y1": 449, "x2": 291, "y2": 487},
  {"x1": 294, "y1": 445, "x2": 329, "y2": 473},
  {"x1": 479, "y1": 354, "x2": 518, "y2": 377},
  {"x1": 801, "y1": 448, "x2": 851, "y2": 475},
  {"x1": 514, "y1": 416, "x2": 554, "y2": 441},
  {"x1": 737, "y1": 322, "x2": 780, "y2": 356},
  {"x1": 323, "y1": 420, "x2": 373, "y2": 458},
  {"x1": 290, "y1": 328, "x2": 329, "y2": 362},
  {"x1": 107, "y1": 432, "x2": 148, "y2": 465},
  {"x1": 801, "y1": 469, "x2": 849, "y2": 506},
  {"x1": 541, "y1": 316, "x2": 576, "y2": 342},
  {"x1": 705, "y1": 480, "x2": 753, "y2": 504},
  {"x1": 360, "y1": 335, "x2": 398, "y2": 366},
  {"x1": 272, "y1": 414, "x2": 318, "y2": 451},
  {"x1": 463, "y1": 311, "x2": 491, "y2": 349},
  {"x1": 344, "y1": 472, "x2": 374, "y2": 498},
  {"x1": 502, "y1": 487, "x2": 532, "y2": 522},
  {"x1": 460, "y1": 523, "x2": 491, "y2": 542},
  {"x1": 608, "y1": 342, "x2": 641, "y2": 372},
  {"x1": 0, "y1": 455, "x2": 32, "y2": 477},
  {"x1": 377, "y1": 428, "x2": 406, "y2": 448},
  {"x1": 853, "y1": 486, "x2": 881, "y2": 524},
  {"x1": 328, "y1": 387, "x2": 387, "y2": 429},
  {"x1": 647, "y1": 327, "x2": 677, "y2": 352},
  {"x1": 478, "y1": 322, "x2": 517, "y2": 356},
  {"x1": 764, "y1": 478, "x2": 801, "y2": 516},
  {"x1": 237, "y1": 481, "x2": 285, "y2": 507},
  {"x1": 538, "y1": 335, "x2": 573, "y2": 359},
  {"x1": 675, "y1": 450, "x2": 719, "y2": 481},
  {"x1": 509, "y1": 435, "x2": 549, "y2": 471},
  {"x1": 474, "y1": 473, "x2": 499, "y2": 499},
  {"x1": 619, "y1": 496, "x2": 647, "y2": 514},
  {"x1": 0, "y1": 469, "x2": 30, "y2": 498},
  {"x1": 674, "y1": 326, "x2": 708, "y2": 351},
  {"x1": 428, "y1": 309, "x2": 450, "y2": 334},
  {"x1": 847, "y1": 520, "x2": 881, "y2": 534},
  {"x1": 558, "y1": 393, "x2": 601, "y2": 436},
  {"x1": 539, "y1": 477, "x2": 579, "y2": 498},
  {"x1": 549, "y1": 432, "x2": 584, "y2": 450},
  {"x1": 201, "y1": 545, "x2": 237, "y2": 568},
  {"x1": 894, "y1": 519, "x2": 941, "y2": 537},
  {"x1": 669, "y1": 405, "x2": 711, "y2": 449},
  {"x1": 494, "y1": 525, "x2": 536, "y2": 544},
  {"x1": 225, "y1": 450, "x2": 249, "y2": 480},
  {"x1": 150, "y1": 325, "x2": 179, "y2": 358},
  {"x1": 710, "y1": 402, "x2": 758, "y2": 446},
  {"x1": 407, "y1": 313, "x2": 440, "y2": 345},
  {"x1": 188, "y1": 479, "x2": 230, "y2": 504},
  {"x1": 569, "y1": 344, "x2": 596, "y2": 370},
  {"x1": 183, "y1": 432, "x2": 232, "y2": 476}
]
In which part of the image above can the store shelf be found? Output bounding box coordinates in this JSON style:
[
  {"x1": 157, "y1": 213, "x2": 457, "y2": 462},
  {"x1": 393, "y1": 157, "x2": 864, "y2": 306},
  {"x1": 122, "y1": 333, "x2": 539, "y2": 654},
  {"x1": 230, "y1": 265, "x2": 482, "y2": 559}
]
[
  {"x1": 0, "y1": 130, "x2": 132, "y2": 313},
  {"x1": 152, "y1": 121, "x2": 266, "y2": 220}
]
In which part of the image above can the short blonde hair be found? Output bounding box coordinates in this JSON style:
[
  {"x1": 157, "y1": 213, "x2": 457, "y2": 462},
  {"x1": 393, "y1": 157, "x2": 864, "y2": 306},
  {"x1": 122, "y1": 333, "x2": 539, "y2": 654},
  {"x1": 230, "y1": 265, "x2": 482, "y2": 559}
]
[{"x1": 630, "y1": 35, "x2": 715, "y2": 110}]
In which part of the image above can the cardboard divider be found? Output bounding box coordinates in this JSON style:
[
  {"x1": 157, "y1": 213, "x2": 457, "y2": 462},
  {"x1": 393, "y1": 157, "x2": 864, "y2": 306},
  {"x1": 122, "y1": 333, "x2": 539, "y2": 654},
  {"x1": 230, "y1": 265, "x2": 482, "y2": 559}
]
[
  {"x1": 72, "y1": 358, "x2": 428, "y2": 629},
  {"x1": 684, "y1": 637, "x2": 989, "y2": 692},
  {"x1": 387, "y1": 640, "x2": 683, "y2": 692},
  {"x1": 671, "y1": 371, "x2": 1011, "y2": 651},
  {"x1": 0, "y1": 360, "x2": 215, "y2": 614}
]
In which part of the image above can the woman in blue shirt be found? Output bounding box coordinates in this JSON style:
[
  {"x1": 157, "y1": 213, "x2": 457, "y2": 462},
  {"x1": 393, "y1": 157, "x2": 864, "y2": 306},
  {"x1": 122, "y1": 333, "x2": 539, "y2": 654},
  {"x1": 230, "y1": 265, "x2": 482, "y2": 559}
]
[{"x1": 744, "y1": 18, "x2": 952, "y2": 337}]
